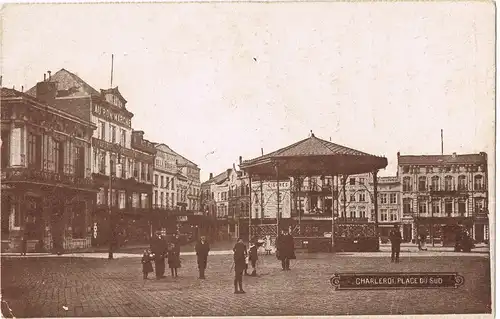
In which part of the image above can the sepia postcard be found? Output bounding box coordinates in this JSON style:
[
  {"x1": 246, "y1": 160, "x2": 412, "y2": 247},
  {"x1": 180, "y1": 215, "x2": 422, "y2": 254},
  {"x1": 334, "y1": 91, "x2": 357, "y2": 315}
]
[{"x1": 0, "y1": 1, "x2": 495, "y2": 318}]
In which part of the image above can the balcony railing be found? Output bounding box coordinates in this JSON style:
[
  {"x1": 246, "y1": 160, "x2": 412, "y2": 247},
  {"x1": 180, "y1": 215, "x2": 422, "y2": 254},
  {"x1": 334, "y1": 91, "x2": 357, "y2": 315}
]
[{"x1": 2, "y1": 167, "x2": 96, "y2": 191}]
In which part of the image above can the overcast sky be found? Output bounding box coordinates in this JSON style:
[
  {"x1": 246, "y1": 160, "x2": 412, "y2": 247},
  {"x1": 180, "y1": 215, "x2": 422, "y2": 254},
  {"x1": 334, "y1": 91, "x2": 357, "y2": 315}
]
[{"x1": 2, "y1": 2, "x2": 495, "y2": 183}]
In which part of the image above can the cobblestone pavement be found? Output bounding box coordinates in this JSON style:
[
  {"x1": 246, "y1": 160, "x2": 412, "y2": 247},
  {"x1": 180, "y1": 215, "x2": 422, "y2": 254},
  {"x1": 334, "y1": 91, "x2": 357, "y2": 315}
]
[{"x1": 1, "y1": 253, "x2": 491, "y2": 317}]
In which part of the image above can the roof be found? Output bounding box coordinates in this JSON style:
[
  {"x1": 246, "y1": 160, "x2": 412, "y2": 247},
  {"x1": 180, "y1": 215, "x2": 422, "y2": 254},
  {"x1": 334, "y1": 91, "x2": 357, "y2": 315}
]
[
  {"x1": 245, "y1": 134, "x2": 372, "y2": 162},
  {"x1": 26, "y1": 68, "x2": 100, "y2": 97},
  {"x1": 1, "y1": 88, "x2": 95, "y2": 127},
  {"x1": 240, "y1": 133, "x2": 387, "y2": 176},
  {"x1": 201, "y1": 169, "x2": 231, "y2": 186},
  {"x1": 101, "y1": 87, "x2": 127, "y2": 104},
  {"x1": 398, "y1": 153, "x2": 487, "y2": 165}
]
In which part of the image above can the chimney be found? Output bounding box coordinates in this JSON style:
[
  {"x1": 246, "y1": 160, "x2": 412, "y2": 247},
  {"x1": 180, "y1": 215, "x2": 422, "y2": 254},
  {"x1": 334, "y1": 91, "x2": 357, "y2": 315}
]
[
  {"x1": 43, "y1": 73, "x2": 46, "y2": 81},
  {"x1": 209, "y1": 173, "x2": 213, "y2": 180},
  {"x1": 47, "y1": 71, "x2": 52, "y2": 80},
  {"x1": 261, "y1": 148, "x2": 264, "y2": 156},
  {"x1": 452, "y1": 152, "x2": 457, "y2": 158},
  {"x1": 397, "y1": 152, "x2": 400, "y2": 157},
  {"x1": 239, "y1": 156, "x2": 242, "y2": 165},
  {"x1": 36, "y1": 80, "x2": 57, "y2": 104}
]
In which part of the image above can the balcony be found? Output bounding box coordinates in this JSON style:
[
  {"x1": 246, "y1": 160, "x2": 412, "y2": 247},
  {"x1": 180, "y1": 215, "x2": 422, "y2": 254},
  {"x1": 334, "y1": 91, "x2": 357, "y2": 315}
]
[
  {"x1": 2, "y1": 167, "x2": 96, "y2": 191},
  {"x1": 429, "y1": 185, "x2": 459, "y2": 196}
]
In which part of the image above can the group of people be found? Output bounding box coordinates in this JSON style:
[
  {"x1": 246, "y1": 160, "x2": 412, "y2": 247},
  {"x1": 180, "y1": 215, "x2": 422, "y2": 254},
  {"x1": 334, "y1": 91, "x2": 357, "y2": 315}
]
[
  {"x1": 231, "y1": 229, "x2": 296, "y2": 294},
  {"x1": 142, "y1": 230, "x2": 297, "y2": 295},
  {"x1": 142, "y1": 233, "x2": 182, "y2": 279}
]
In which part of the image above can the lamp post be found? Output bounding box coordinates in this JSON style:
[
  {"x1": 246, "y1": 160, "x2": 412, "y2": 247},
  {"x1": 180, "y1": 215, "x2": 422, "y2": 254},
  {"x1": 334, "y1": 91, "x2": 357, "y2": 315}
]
[{"x1": 108, "y1": 144, "x2": 121, "y2": 260}]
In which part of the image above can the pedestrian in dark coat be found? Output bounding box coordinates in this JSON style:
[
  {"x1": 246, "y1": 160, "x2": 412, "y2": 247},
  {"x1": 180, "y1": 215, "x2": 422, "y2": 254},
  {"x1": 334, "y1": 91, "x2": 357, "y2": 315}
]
[
  {"x1": 195, "y1": 236, "x2": 210, "y2": 279},
  {"x1": 151, "y1": 233, "x2": 167, "y2": 279},
  {"x1": 390, "y1": 224, "x2": 402, "y2": 263},
  {"x1": 167, "y1": 242, "x2": 181, "y2": 277},
  {"x1": 247, "y1": 241, "x2": 260, "y2": 276},
  {"x1": 141, "y1": 249, "x2": 154, "y2": 279},
  {"x1": 277, "y1": 230, "x2": 295, "y2": 270},
  {"x1": 233, "y1": 238, "x2": 247, "y2": 294}
]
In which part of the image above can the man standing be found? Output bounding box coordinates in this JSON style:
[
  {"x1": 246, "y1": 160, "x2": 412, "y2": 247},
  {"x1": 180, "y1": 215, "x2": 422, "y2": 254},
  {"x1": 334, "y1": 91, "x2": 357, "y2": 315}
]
[
  {"x1": 277, "y1": 229, "x2": 295, "y2": 271},
  {"x1": 195, "y1": 236, "x2": 210, "y2": 279},
  {"x1": 390, "y1": 224, "x2": 402, "y2": 263},
  {"x1": 233, "y1": 238, "x2": 247, "y2": 294},
  {"x1": 151, "y1": 232, "x2": 166, "y2": 279}
]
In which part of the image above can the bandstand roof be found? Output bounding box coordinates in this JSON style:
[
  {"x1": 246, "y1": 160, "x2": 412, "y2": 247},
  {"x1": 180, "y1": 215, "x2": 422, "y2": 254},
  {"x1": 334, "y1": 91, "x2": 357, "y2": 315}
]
[{"x1": 240, "y1": 133, "x2": 388, "y2": 177}]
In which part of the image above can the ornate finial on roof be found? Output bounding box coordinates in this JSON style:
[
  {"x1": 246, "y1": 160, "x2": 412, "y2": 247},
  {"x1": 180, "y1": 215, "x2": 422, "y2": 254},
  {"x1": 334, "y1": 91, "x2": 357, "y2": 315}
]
[{"x1": 310, "y1": 130, "x2": 314, "y2": 137}]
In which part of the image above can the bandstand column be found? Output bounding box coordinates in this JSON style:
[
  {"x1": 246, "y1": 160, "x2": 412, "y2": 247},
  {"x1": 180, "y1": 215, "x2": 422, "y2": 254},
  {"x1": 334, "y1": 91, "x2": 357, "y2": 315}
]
[
  {"x1": 248, "y1": 173, "x2": 252, "y2": 243},
  {"x1": 275, "y1": 163, "x2": 280, "y2": 236},
  {"x1": 373, "y1": 170, "x2": 379, "y2": 239}
]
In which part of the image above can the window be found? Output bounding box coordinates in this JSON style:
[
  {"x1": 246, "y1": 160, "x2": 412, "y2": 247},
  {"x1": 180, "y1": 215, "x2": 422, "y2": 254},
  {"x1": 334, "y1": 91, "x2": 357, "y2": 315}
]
[
  {"x1": 474, "y1": 198, "x2": 484, "y2": 213},
  {"x1": 359, "y1": 192, "x2": 366, "y2": 202},
  {"x1": 160, "y1": 192, "x2": 164, "y2": 207},
  {"x1": 27, "y1": 132, "x2": 42, "y2": 169},
  {"x1": 445, "y1": 200, "x2": 453, "y2": 216},
  {"x1": 350, "y1": 211, "x2": 356, "y2": 218},
  {"x1": 161, "y1": 176, "x2": 164, "y2": 188},
  {"x1": 359, "y1": 209, "x2": 366, "y2": 219},
  {"x1": 418, "y1": 177, "x2": 427, "y2": 192},
  {"x1": 74, "y1": 147, "x2": 84, "y2": 177},
  {"x1": 120, "y1": 129, "x2": 126, "y2": 147},
  {"x1": 1, "y1": 130, "x2": 10, "y2": 169},
  {"x1": 380, "y1": 194, "x2": 388, "y2": 204},
  {"x1": 402, "y1": 166, "x2": 410, "y2": 174},
  {"x1": 432, "y1": 201, "x2": 440, "y2": 215},
  {"x1": 350, "y1": 194, "x2": 356, "y2": 202},
  {"x1": 119, "y1": 191, "x2": 126, "y2": 209},
  {"x1": 418, "y1": 201, "x2": 427, "y2": 214},
  {"x1": 380, "y1": 209, "x2": 388, "y2": 221},
  {"x1": 171, "y1": 179, "x2": 175, "y2": 190},
  {"x1": 359, "y1": 178, "x2": 365, "y2": 185},
  {"x1": 431, "y1": 176, "x2": 440, "y2": 191},
  {"x1": 154, "y1": 190, "x2": 158, "y2": 206},
  {"x1": 403, "y1": 199, "x2": 411, "y2": 214},
  {"x1": 140, "y1": 163, "x2": 146, "y2": 180},
  {"x1": 110, "y1": 125, "x2": 116, "y2": 143},
  {"x1": 99, "y1": 121, "x2": 106, "y2": 140},
  {"x1": 444, "y1": 176, "x2": 454, "y2": 191},
  {"x1": 474, "y1": 175, "x2": 484, "y2": 191},
  {"x1": 390, "y1": 209, "x2": 398, "y2": 221},
  {"x1": 349, "y1": 178, "x2": 356, "y2": 186},
  {"x1": 53, "y1": 139, "x2": 64, "y2": 173},
  {"x1": 458, "y1": 201, "x2": 466, "y2": 216},
  {"x1": 154, "y1": 175, "x2": 159, "y2": 187},
  {"x1": 99, "y1": 151, "x2": 106, "y2": 174},
  {"x1": 458, "y1": 175, "x2": 467, "y2": 190},
  {"x1": 403, "y1": 177, "x2": 412, "y2": 192},
  {"x1": 389, "y1": 193, "x2": 397, "y2": 204}
]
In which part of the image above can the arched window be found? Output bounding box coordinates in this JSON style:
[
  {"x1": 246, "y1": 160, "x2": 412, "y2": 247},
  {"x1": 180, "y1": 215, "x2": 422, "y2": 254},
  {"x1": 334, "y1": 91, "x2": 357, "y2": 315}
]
[
  {"x1": 431, "y1": 176, "x2": 440, "y2": 191},
  {"x1": 458, "y1": 175, "x2": 467, "y2": 191},
  {"x1": 444, "y1": 176, "x2": 454, "y2": 191},
  {"x1": 474, "y1": 175, "x2": 484, "y2": 191},
  {"x1": 418, "y1": 176, "x2": 427, "y2": 192},
  {"x1": 403, "y1": 177, "x2": 412, "y2": 192}
]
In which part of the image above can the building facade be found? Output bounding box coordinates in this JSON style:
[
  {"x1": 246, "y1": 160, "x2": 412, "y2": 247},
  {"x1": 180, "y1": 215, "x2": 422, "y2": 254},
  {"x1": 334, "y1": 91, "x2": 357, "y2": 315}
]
[
  {"x1": 26, "y1": 69, "x2": 155, "y2": 246},
  {"x1": 1, "y1": 87, "x2": 96, "y2": 252},
  {"x1": 374, "y1": 176, "x2": 401, "y2": 238},
  {"x1": 153, "y1": 144, "x2": 178, "y2": 210},
  {"x1": 175, "y1": 154, "x2": 201, "y2": 212},
  {"x1": 397, "y1": 152, "x2": 489, "y2": 245}
]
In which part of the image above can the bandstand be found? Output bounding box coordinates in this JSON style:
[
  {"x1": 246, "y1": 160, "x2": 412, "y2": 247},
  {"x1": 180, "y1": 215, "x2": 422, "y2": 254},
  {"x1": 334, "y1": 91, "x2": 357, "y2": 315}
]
[{"x1": 239, "y1": 132, "x2": 388, "y2": 252}]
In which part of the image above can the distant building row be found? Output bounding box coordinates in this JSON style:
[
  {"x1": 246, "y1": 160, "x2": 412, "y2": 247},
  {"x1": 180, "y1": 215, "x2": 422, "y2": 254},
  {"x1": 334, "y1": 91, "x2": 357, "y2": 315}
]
[
  {"x1": 1, "y1": 69, "x2": 201, "y2": 253},
  {"x1": 201, "y1": 152, "x2": 488, "y2": 244}
]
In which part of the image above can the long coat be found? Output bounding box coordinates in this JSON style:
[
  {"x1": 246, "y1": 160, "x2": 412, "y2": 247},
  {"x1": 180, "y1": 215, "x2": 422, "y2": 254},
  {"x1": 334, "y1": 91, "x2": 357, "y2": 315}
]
[
  {"x1": 277, "y1": 234, "x2": 295, "y2": 260},
  {"x1": 141, "y1": 254, "x2": 154, "y2": 273},
  {"x1": 167, "y1": 249, "x2": 181, "y2": 268},
  {"x1": 233, "y1": 242, "x2": 247, "y2": 270},
  {"x1": 195, "y1": 241, "x2": 210, "y2": 269}
]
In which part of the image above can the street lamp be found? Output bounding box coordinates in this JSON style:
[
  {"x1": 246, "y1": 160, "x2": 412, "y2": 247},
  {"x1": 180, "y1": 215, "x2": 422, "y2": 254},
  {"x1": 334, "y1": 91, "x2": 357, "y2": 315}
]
[{"x1": 108, "y1": 144, "x2": 122, "y2": 260}]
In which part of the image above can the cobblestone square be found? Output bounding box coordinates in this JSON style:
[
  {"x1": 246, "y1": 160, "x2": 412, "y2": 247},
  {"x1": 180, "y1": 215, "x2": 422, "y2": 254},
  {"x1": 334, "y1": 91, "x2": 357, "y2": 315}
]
[{"x1": 1, "y1": 252, "x2": 491, "y2": 317}]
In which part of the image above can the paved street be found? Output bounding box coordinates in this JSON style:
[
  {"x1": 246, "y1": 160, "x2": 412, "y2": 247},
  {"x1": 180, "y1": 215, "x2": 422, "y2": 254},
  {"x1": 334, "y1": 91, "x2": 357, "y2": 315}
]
[{"x1": 1, "y1": 252, "x2": 491, "y2": 317}]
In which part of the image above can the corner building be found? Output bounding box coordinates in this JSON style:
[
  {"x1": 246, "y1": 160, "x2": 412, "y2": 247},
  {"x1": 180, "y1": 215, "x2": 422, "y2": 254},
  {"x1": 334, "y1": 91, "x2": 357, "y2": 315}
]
[
  {"x1": 1, "y1": 87, "x2": 96, "y2": 252},
  {"x1": 26, "y1": 69, "x2": 154, "y2": 246},
  {"x1": 397, "y1": 152, "x2": 489, "y2": 245}
]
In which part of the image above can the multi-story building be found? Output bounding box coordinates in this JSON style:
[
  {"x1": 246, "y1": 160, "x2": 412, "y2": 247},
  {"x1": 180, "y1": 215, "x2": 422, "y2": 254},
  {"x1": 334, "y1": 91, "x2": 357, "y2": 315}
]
[
  {"x1": 227, "y1": 165, "x2": 251, "y2": 239},
  {"x1": 201, "y1": 169, "x2": 232, "y2": 237},
  {"x1": 374, "y1": 176, "x2": 401, "y2": 239},
  {"x1": 175, "y1": 154, "x2": 201, "y2": 212},
  {"x1": 1, "y1": 86, "x2": 96, "y2": 252},
  {"x1": 153, "y1": 143, "x2": 178, "y2": 210},
  {"x1": 397, "y1": 152, "x2": 489, "y2": 245},
  {"x1": 26, "y1": 69, "x2": 155, "y2": 246}
]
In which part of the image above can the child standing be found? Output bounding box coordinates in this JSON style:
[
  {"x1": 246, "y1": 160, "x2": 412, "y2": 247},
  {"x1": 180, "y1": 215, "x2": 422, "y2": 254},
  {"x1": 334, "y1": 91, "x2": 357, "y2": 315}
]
[
  {"x1": 167, "y1": 242, "x2": 181, "y2": 277},
  {"x1": 141, "y1": 249, "x2": 154, "y2": 279},
  {"x1": 248, "y1": 242, "x2": 259, "y2": 276}
]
